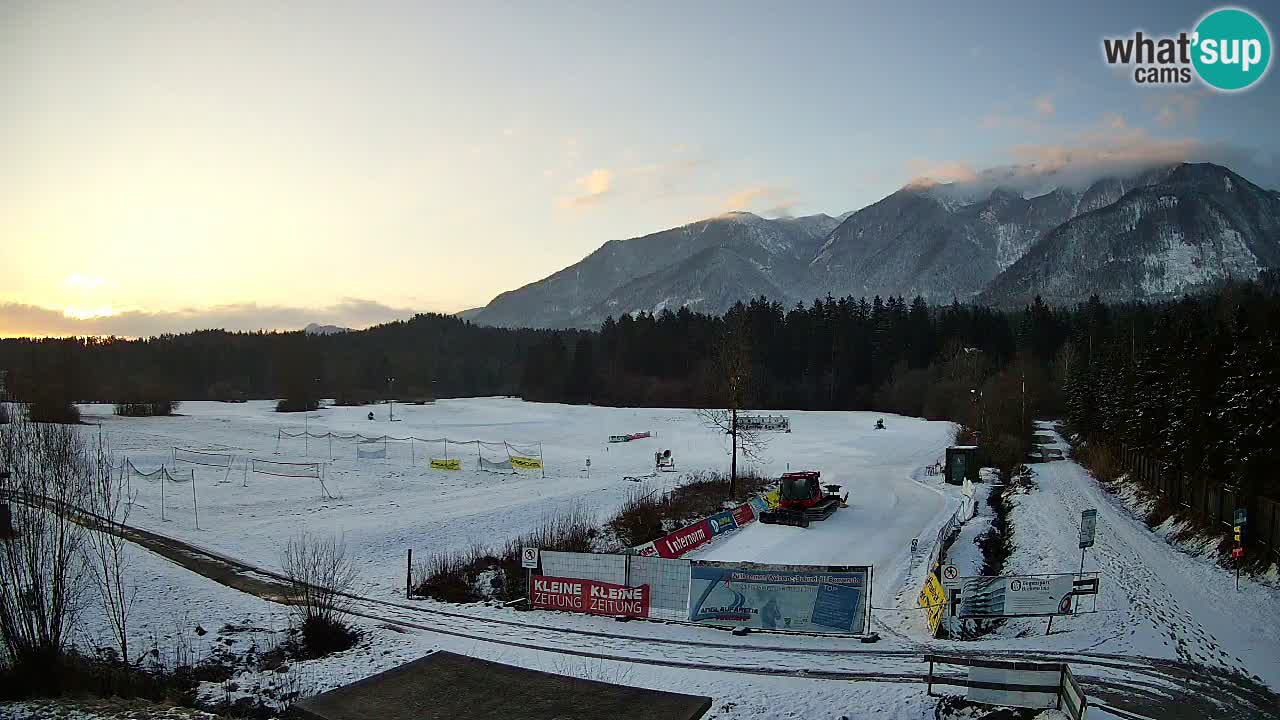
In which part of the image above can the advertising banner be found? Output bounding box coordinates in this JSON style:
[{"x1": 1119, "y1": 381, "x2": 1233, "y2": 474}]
[
  {"x1": 764, "y1": 490, "x2": 780, "y2": 508},
  {"x1": 633, "y1": 541, "x2": 658, "y2": 557},
  {"x1": 429, "y1": 458, "x2": 461, "y2": 471},
  {"x1": 509, "y1": 456, "x2": 543, "y2": 470},
  {"x1": 688, "y1": 562, "x2": 871, "y2": 634},
  {"x1": 918, "y1": 572, "x2": 946, "y2": 635},
  {"x1": 707, "y1": 510, "x2": 737, "y2": 535},
  {"x1": 957, "y1": 574, "x2": 1075, "y2": 618},
  {"x1": 730, "y1": 503, "x2": 755, "y2": 527},
  {"x1": 530, "y1": 576, "x2": 650, "y2": 618},
  {"x1": 749, "y1": 495, "x2": 770, "y2": 516},
  {"x1": 655, "y1": 519, "x2": 712, "y2": 558}
]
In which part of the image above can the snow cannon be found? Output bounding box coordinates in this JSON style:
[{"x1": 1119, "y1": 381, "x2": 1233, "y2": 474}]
[{"x1": 758, "y1": 471, "x2": 847, "y2": 528}]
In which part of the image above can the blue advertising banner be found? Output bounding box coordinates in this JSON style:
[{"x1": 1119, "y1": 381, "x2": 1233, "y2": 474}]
[
  {"x1": 707, "y1": 510, "x2": 737, "y2": 535},
  {"x1": 749, "y1": 495, "x2": 769, "y2": 516},
  {"x1": 688, "y1": 561, "x2": 871, "y2": 634}
]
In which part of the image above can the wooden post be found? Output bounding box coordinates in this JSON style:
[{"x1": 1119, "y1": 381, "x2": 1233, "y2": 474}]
[
  {"x1": 406, "y1": 549, "x2": 413, "y2": 599},
  {"x1": 160, "y1": 467, "x2": 166, "y2": 521},
  {"x1": 1045, "y1": 614, "x2": 1054, "y2": 636},
  {"x1": 190, "y1": 469, "x2": 199, "y2": 530}
]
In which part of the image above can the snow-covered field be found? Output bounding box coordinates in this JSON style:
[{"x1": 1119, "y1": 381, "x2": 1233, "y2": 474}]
[
  {"x1": 40, "y1": 403, "x2": 1280, "y2": 719},
  {"x1": 81, "y1": 399, "x2": 957, "y2": 596}
]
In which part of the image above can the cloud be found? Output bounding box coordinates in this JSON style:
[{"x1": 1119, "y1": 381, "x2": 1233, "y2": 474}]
[
  {"x1": 1151, "y1": 91, "x2": 1202, "y2": 129},
  {"x1": 722, "y1": 185, "x2": 798, "y2": 217},
  {"x1": 909, "y1": 112, "x2": 1280, "y2": 195},
  {"x1": 1034, "y1": 94, "x2": 1056, "y2": 117},
  {"x1": 557, "y1": 168, "x2": 613, "y2": 209},
  {"x1": 904, "y1": 160, "x2": 979, "y2": 188},
  {"x1": 0, "y1": 298, "x2": 416, "y2": 339}
]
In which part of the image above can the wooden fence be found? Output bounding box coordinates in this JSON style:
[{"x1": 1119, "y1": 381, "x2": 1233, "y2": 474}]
[{"x1": 1120, "y1": 446, "x2": 1280, "y2": 560}]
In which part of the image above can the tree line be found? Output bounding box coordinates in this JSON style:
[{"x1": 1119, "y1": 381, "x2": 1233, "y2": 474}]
[{"x1": 2, "y1": 283, "x2": 1277, "y2": 499}]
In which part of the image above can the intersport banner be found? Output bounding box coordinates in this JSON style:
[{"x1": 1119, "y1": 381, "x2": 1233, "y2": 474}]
[
  {"x1": 530, "y1": 576, "x2": 650, "y2": 618},
  {"x1": 688, "y1": 562, "x2": 871, "y2": 634},
  {"x1": 654, "y1": 519, "x2": 712, "y2": 558},
  {"x1": 730, "y1": 503, "x2": 755, "y2": 527}
]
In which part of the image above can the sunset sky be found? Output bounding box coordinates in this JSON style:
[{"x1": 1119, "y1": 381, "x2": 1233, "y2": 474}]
[{"x1": 4, "y1": 1, "x2": 1278, "y2": 337}]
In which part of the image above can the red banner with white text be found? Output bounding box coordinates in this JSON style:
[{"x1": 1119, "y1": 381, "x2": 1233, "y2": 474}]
[{"x1": 530, "y1": 576, "x2": 651, "y2": 618}]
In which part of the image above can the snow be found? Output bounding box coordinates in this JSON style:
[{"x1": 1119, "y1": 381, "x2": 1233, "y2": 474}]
[
  {"x1": 77, "y1": 399, "x2": 956, "y2": 603},
  {"x1": 989, "y1": 423, "x2": 1280, "y2": 689},
  {"x1": 38, "y1": 404, "x2": 1280, "y2": 719},
  {"x1": 694, "y1": 415, "x2": 957, "y2": 610}
]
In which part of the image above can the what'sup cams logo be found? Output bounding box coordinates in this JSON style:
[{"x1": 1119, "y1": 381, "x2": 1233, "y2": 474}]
[{"x1": 1103, "y1": 7, "x2": 1271, "y2": 91}]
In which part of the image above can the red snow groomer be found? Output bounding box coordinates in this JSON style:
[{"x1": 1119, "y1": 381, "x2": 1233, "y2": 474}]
[{"x1": 758, "y1": 471, "x2": 848, "y2": 528}]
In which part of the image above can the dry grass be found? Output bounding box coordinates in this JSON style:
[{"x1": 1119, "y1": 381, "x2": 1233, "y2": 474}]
[{"x1": 413, "y1": 501, "x2": 597, "y2": 603}]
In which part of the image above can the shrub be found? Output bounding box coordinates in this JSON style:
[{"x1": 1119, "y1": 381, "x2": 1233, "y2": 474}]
[
  {"x1": 413, "y1": 502, "x2": 597, "y2": 603},
  {"x1": 0, "y1": 403, "x2": 9, "y2": 425},
  {"x1": 25, "y1": 398, "x2": 80, "y2": 424},
  {"x1": 275, "y1": 398, "x2": 320, "y2": 413},
  {"x1": 280, "y1": 534, "x2": 359, "y2": 656}
]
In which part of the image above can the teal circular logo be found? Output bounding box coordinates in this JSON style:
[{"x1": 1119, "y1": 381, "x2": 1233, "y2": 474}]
[{"x1": 1193, "y1": 8, "x2": 1272, "y2": 91}]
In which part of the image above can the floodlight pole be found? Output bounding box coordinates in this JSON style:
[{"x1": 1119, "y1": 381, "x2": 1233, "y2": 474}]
[{"x1": 387, "y1": 376, "x2": 396, "y2": 422}]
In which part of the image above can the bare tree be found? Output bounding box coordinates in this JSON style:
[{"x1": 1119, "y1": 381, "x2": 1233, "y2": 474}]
[
  {"x1": 696, "y1": 312, "x2": 767, "y2": 497},
  {"x1": 0, "y1": 417, "x2": 92, "y2": 688},
  {"x1": 281, "y1": 533, "x2": 359, "y2": 651},
  {"x1": 84, "y1": 433, "x2": 136, "y2": 666}
]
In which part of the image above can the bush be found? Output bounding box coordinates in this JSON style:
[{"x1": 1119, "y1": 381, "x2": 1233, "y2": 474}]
[
  {"x1": 280, "y1": 534, "x2": 359, "y2": 656},
  {"x1": 413, "y1": 502, "x2": 597, "y2": 603},
  {"x1": 275, "y1": 398, "x2": 320, "y2": 413},
  {"x1": 607, "y1": 470, "x2": 769, "y2": 548},
  {"x1": 0, "y1": 403, "x2": 9, "y2": 425},
  {"x1": 25, "y1": 399, "x2": 80, "y2": 424}
]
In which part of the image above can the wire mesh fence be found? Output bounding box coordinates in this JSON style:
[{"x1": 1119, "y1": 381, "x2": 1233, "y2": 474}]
[
  {"x1": 275, "y1": 429, "x2": 546, "y2": 475},
  {"x1": 538, "y1": 550, "x2": 691, "y2": 621}
]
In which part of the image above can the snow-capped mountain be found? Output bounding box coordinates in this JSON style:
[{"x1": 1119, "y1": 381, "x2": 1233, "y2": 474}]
[
  {"x1": 468, "y1": 163, "x2": 1279, "y2": 328},
  {"x1": 979, "y1": 164, "x2": 1280, "y2": 306},
  {"x1": 469, "y1": 212, "x2": 840, "y2": 328}
]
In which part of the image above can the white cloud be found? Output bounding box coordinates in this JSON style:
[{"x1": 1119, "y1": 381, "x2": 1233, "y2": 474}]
[{"x1": 557, "y1": 168, "x2": 614, "y2": 209}]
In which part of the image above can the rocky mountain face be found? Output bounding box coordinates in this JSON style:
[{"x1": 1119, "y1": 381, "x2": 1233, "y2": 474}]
[
  {"x1": 470, "y1": 212, "x2": 840, "y2": 328},
  {"x1": 979, "y1": 164, "x2": 1280, "y2": 306},
  {"x1": 467, "y1": 163, "x2": 1278, "y2": 328}
]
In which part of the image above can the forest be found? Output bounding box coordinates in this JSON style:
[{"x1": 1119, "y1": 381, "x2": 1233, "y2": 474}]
[{"x1": 2, "y1": 280, "x2": 1277, "y2": 505}]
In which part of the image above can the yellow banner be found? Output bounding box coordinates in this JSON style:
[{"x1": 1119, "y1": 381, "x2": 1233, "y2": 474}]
[
  {"x1": 509, "y1": 455, "x2": 543, "y2": 470},
  {"x1": 764, "y1": 490, "x2": 780, "y2": 508},
  {"x1": 430, "y1": 458, "x2": 461, "y2": 471},
  {"x1": 918, "y1": 572, "x2": 946, "y2": 636}
]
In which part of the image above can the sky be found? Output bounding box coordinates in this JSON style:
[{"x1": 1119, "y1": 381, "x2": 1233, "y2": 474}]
[{"x1": 3, "y1": 0, "x2": 1279, "y2": 337}]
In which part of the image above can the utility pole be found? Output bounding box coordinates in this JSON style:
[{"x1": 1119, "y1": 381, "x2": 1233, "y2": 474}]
[{"x1": 387, "y1": 376, "x2": 396, "y2": 422}]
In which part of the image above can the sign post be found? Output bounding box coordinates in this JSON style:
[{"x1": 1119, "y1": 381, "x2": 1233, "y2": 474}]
[
  {"x1": 1233, "y1": 508, "x2": 1246, "y2": 591},
  {"x1": 1078, "y1": 509, "x2": 1097, "y2": 573},
  {"x1": 521, "y1": 547, "x2": 539, "y2": 603}
]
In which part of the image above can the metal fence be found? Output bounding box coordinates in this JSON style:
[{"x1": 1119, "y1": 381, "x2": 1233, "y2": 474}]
[
  {"x1": 1121, "y1": 446, "x2": 1280, "y2": 559},
  {"x1": 539, "y1": 550, "x2": 690, "y2": 621}
]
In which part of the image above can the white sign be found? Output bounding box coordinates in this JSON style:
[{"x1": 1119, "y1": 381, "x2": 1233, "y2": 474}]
[
  {"x1": 957, "y1": 574, "x2": 1075, "y2": 618},
  {"x1": 521, "y1": 547, "x2": 539, "y2": 569},
  {"x1": 1079, "y1": 509, "x2": 1097, "y2": 549}
]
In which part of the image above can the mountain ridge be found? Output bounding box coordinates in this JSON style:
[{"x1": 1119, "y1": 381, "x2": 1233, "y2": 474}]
[{"x1": 468, "y1": 162, "x2": 1279, "y2": 328}]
